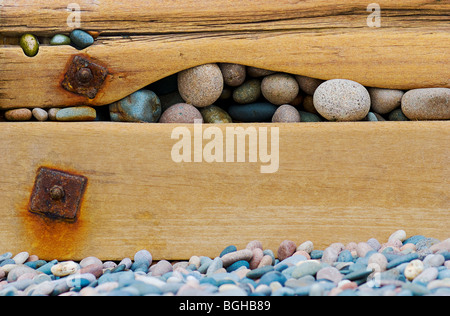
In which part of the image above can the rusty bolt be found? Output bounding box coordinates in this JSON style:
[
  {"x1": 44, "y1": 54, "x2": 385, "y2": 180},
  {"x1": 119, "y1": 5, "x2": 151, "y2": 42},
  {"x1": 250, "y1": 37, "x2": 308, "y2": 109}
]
[
  {"x1": 61, "y1": 55, "x2": 108, "y2": 99},
  {"x1": 29, "y1": 167, "x2": 88, "y2": 222},
  {"x1": 76, "y1": 67, "x2": 93, "y2": 85},
  {"x1": 49, "y1": 185, "x2": 65, "y2": 201}
]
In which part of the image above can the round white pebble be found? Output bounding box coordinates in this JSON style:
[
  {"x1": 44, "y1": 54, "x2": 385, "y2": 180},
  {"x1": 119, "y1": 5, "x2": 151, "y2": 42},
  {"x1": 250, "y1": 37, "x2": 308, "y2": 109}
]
[{"x1": 313, "y1": 79, "x2": 371, "y2": 121}]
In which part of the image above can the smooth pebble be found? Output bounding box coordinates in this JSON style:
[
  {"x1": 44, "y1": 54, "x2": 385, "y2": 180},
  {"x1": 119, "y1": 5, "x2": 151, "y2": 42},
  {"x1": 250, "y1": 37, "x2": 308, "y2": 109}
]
[
  {"x1": 51, "y1": 261, "x2": 79, "y2": 277},
  {"x1": 404, "y1": 259, "x2": 424, "y2": 281},
  {"x1": 56, "y1": 106, "x2": 96, "y2": 121},
  {"x1": 277, "y1": 240, "x2": 297, "y2": 261},
  {"x1": 368, "y1": 88, "x2": 404, "y2": 114},
  {"x1": 219, "y1": 63, "x2": 246, "y2": 87},
  {"x1": 159, "y1": 103, "x2": 203, "y2": 123},
  {"x1": 32, "y1": 108, "x2": 48, "y2": 122},
  {"x1": 20, "y1": 34, "x2": 39, "y2": 57},
  {"x1": 295, "y1": 75, "x2": 324, "y2": 95},
  {"x1": 70, "y1": 30, "x2": 94, "y2": 50},
  {"x1": 272, "y1": 104, "x2": 301, "y2": 123},
  {"x1": 200, "y1": 105, "x2": 233, "y2": 123},
  {"x1": 109, "y1": 90, "x2": 161, "y2": 123},
  {"x1": 227, "y1": 102, "x2": 278, "y2": 122},
  {"x1": 5, "y1": 108, "x2": 32, "y2": 121},
  {"x1": 232, "y1": 79, "x2": 261, "y2": 104},
  {"x1": 261, "y1": 74, "x2": 299, "y2": 105},
  {"x1": 313, "y1": 79, "x2": 371, "y2": 121},
  {"x1": 50, "y1": 34, "x2": 71, "y2": 46},
  {"x1": 178, "y1": 64, "x2": 224, "y2": 107},
  {"x1": 402, "y1": 88, "x2": 450, "y2": 120}
]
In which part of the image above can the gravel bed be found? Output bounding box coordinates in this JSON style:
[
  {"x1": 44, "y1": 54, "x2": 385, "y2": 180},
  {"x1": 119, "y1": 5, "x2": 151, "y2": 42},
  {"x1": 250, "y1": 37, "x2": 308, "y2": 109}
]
[{"x1": 1, "y1": 230, "x2": 449, "y2": 296}]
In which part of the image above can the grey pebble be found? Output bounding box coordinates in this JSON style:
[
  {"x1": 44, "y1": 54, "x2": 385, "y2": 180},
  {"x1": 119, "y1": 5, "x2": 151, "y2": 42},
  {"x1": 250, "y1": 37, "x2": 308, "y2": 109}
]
[
  {"x1": 313, "y1": 79, "x2": 371, "y2": 121},
  {"x1": 32, "y1": 108, "x2": 48, "y2": 122},
  {"x1": 413, "y1": 267, "x2": 439, "y2": 284},
  {"x1": 12, "y1": 252, "x2": 29, "y2": 265},
  {"x1": 402, "y1": 88, "x2": 450, "y2": 120},
  {"x1": 272, "y1": 104, "x2": 301, "y2": 123},
  {"x1": 295, "y1": 75, "x2": 324, "y2": 95},
  {"x1": 206, "y1": 257, "x2": 223, "y2": 276},
  {"x1": 368, "y1": 88, "x2": 404, "y2": 114}
]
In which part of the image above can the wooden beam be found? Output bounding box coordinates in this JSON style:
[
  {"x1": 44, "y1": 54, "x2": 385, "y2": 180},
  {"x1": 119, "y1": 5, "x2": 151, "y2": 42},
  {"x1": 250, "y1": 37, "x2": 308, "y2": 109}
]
[
  {"x1": 0, "y1": 122, "x2": 448, "y2": 260},
  {"x1": 0, "y1": 0, "x2": 448, "y2": 35},
  {"x1": 0, "y1": 29, "x2": 449, "y2": 109}
]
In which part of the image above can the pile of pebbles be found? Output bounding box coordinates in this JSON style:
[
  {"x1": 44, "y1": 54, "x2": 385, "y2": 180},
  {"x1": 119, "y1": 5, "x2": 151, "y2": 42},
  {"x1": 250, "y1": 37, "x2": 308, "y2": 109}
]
[
  {"x1": 1, "y1": 231, "x2": 449, "y2": 296},
  {"x1": 4, "y1": 31, "x2": 450, "y2": 123}
]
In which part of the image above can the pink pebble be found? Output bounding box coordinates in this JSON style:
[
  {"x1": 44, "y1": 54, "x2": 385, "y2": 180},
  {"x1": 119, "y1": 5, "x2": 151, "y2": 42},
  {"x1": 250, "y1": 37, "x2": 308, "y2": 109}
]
[
  {"x1": 26, "y1": 255, "x2": 39, "y2": 263},
  {"x1": 257, "y1": 255, "x2": 274, "y2": 268},
  {"x1": 277, "y1": 240, "x2": 297, "y2": 261},
  {"x1": 249, "y1": 248, "x2": 264, "y2": 270},
  {"x1": 246, "y1": 240, "x2": 263, "y2": 251}
]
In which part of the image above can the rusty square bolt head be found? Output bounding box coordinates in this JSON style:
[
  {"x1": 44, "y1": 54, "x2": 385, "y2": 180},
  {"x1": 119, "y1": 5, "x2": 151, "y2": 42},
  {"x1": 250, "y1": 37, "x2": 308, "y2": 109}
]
[
  {"x1": 61, "y1": 55, "x2": 108, "y2": 99},
  {"x1": 29, "y1": 167, "x2": 87, "y2": 222}
]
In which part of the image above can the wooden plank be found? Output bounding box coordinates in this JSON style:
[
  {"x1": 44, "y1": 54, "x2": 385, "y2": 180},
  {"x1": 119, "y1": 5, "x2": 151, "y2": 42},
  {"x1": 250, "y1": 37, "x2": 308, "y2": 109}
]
[
  {"x1": 0, "y1": 121, "x2": 448, "y2": 261},
  {"x1": 1, "y1": 28, "x2": 449, "y2": 110},
  {"x1": 0, "y1": 0, "x2": 449, "y2": 35}
]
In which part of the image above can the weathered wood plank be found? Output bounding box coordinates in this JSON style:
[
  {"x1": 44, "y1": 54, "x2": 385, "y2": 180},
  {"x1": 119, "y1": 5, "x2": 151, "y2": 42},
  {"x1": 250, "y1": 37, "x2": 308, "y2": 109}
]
[
  {"x1": 0, "y1": 29, "x2": 449, "y2": 109},
  {"x1": 0, "y1": 0, "x2": 449, "y2": 35},
  {"x1": 0, "y1": 122, "x2": 448, "y2": 260}
]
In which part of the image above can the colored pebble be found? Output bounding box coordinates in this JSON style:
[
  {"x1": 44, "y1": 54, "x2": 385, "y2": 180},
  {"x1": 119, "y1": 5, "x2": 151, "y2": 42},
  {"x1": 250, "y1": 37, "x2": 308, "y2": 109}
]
[
  {"x1": 178, "y1": 63, "x2": 224, "y2": 107},
  {"x1": 386, "y1": 253, "x2": 419, "y2": 269},
  {"x1": 3, "y1": 61, "x2": 448, "y2": 123},
  {"x1": 404, "y1": 259, "x2": 424, "y2": 281},
  {"x1": 56, "y1": 106, "x2": 96, "y2": 121},
  {"x1": 109, "y1": 90, "x2": 161, "y2": 123},
  {"x1": 51, "y1": 261, "x2": 79, "y2": 277},
  {"x1": 5, "y1": 108, "x2": 32, "y2": 121},
  {"x1": 70, "y1": 30, "x2": 95, "y2": 50},
  {"x1": 200, "y1": 105, "x2": 233, "y2": 123},
  {"x1": 388, "y1": 108, "x2": 409, "y2": 121},
  {"x1": 227, "y1": 102, "x2": 278, "y2": 122},
  {"x1": 277, "y1": 240, "x2": 297, "y2": 261},
  {"x1": 220, "y1": 245, "x2": 237, "y2": 258},
  {"x1": 159, "y1": 103, "x2": 203, "y2": 124},
  {"x1": 0, "y1": 231, "x2": 448, "y2": 296},
  {"x1": 232, "y1": 79, "x2": 262, "y2": 104},
  {"x1": 50, "y1": 34, "x2": 71, "y2": 46},
  {"x1": 20, "y1": 34, "x2": 39, "y2": 57},
  {"x1": 221, "y1": 249, "x2": 253, "y2": 267}
]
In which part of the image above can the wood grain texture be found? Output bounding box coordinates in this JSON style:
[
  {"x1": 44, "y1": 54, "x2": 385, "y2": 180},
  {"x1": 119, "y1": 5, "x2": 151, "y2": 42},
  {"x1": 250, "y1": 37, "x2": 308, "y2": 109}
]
[
  {"x1": 0, "y1": 28, "x2": 449, "y2": 109},
  {"x1": 0, "y1": 0, "x2": 449, "y2": 109},
  {"x1": 0, "y1": 122, "x2": 448, "y2": 260},
  {"x1": 0, "y1": 0, "x2": 449, "y2": 35}
]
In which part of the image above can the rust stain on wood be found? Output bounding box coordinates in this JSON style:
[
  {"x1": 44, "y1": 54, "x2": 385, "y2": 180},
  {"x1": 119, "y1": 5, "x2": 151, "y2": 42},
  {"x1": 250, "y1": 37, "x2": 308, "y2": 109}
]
[
  {"x1": 16, "y1": 166, "x2": 91, "y2": 260},
  {"x1": 61, "y1": 55, "x2": 109, "y2": 99},
  {"x1": 28, "y1": 167, "x2": 88, "y2": 222}
]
